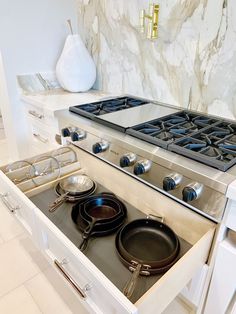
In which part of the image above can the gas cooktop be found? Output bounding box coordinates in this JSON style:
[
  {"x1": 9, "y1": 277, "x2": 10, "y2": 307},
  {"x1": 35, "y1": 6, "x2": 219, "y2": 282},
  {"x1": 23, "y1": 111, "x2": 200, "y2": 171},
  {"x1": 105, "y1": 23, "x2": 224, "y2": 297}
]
[{"x1": 69, "y1": 96, "x2": 236, "y2": 171}]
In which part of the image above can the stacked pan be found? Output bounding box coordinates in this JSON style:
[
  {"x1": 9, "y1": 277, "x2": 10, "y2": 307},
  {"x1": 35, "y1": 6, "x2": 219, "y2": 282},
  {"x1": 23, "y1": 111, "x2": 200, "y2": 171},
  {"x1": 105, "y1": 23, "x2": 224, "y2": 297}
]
[
  {"x1": 115, "y1": 218, "x2": 180, "y2": 298},
  {"x1": 49, "y1": 174, "x2": 97, "y2": 212},
  {"x1": 71, "y1": 193, "x2": 127, "y2": 251}
]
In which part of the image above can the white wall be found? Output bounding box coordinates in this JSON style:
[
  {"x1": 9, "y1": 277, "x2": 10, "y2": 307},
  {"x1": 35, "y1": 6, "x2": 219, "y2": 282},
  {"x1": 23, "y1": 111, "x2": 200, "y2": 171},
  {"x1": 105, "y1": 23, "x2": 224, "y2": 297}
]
[{"x1": 0, "y1": 0, "x2": 77, "y2": 159}]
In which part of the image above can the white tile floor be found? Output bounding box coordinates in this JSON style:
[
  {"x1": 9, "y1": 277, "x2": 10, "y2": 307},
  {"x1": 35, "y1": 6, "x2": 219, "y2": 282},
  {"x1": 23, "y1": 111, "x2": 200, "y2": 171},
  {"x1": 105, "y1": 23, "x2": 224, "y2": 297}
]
[{"x1": 0, "y1": 137, "x2": 193, "y2": 313}]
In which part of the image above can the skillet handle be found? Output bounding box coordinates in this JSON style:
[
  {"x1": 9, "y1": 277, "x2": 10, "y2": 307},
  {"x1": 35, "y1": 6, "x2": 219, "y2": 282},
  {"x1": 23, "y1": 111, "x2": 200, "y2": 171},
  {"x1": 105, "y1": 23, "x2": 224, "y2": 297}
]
[
  {"x1": 48, "y1": 192, "x2": 69, "y2": 212},
  {"x1": 79, "y1": 220, "x2": 97, "y2": 252},
  {"x1": 79, "y1": 237, "x2": 89, "y2": 252},
  {"x1": 123, "y1": 263, "x2": 142, "y2": 299}
]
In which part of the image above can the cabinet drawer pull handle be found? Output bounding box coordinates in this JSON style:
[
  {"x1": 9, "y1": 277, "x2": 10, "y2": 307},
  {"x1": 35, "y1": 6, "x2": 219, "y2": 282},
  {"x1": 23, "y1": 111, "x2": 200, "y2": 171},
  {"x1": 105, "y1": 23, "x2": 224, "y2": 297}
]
[
  {"x1": 0, "y1": 192, "x2": 20, "y2": 212},
  {"x1": 28, "y1": 110, "x2": 44, "y2": 119},
  {"x1": 54, "y1": 259, "x2": 87, "y2": 299},
  {"x1": 33, "y1": 133, "x2": 48, "y2": 143}
]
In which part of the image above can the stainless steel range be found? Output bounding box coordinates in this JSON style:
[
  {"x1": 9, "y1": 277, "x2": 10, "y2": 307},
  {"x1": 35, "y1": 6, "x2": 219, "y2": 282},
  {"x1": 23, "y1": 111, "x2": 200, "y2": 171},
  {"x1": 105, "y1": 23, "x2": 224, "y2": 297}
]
[
  {"x1": 1, "y1": 95, "x2": 234, "y2": 313},
  {"x1": 56, "y1": 95, "x2": 236, "y2": 223}
]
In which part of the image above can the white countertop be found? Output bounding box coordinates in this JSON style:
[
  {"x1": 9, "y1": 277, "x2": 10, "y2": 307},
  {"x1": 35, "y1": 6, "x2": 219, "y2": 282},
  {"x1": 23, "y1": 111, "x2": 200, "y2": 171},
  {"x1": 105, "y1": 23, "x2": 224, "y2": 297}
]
[{"x1": 21, "y1": 89, "x2": 111, "y2": 116}]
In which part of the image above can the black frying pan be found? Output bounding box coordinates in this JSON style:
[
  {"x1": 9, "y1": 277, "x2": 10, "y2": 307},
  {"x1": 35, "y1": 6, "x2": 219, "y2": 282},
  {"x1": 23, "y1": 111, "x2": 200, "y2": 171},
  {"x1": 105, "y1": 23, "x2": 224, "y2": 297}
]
[
  {"x1": 116, "y1": 218, "x2": 180, "y2": 298},
  {"x1": 118, "y1": 219, "x2": 179, "y2": 268}
]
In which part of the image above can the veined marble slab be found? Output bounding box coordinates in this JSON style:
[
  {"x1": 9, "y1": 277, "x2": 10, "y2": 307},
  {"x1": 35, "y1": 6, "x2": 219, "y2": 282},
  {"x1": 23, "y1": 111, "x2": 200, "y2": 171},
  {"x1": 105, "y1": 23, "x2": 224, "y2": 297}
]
[{"x1": 76, "y1": 0, "x2": 236, "y2": 120}]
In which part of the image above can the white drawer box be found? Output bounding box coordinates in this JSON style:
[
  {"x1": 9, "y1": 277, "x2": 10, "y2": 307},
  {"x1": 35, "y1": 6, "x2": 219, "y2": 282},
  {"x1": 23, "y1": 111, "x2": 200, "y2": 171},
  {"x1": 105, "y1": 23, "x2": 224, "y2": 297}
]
[
  {"x1": 0, "y1": 147, "x2": 216, "y2": 314},
  {"x1": 35, "y1": 209, "x2": 135, "y2": 314}
]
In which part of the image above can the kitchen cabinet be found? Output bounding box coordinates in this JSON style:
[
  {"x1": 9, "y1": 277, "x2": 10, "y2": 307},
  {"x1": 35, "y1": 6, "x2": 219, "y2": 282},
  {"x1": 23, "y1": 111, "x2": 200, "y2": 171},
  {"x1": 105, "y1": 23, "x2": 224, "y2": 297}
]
[
  {"x1": 204, "y1": 234, "x2": 236, "y2": 314},
  {"x1": 23, "y1": 101, "x2": 60, "y2": 155},
  {"x1": 0, "y1": 146, "x2": 216, "y2": 314}
]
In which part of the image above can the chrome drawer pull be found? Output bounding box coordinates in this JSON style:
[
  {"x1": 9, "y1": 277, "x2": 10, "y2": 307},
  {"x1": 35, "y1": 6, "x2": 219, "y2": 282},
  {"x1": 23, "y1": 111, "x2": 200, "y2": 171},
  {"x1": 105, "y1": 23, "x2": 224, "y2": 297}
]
[
  {"x1": 28, "y1": 110, "x2": 44, "y2": 119},
  {"x1": 54, "y1": 259, "x2": 87, "y2": 299},
  {"x1": 0, "y1": 192, "x2": 20, "y2": 212},
  {"x1": 33, "y1": 133, "x2": 48, "y2": 143}
]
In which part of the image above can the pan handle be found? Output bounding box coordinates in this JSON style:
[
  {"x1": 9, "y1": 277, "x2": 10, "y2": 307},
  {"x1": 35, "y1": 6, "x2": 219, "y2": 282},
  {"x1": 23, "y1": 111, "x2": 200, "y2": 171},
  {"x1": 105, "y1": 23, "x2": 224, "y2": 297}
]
[
  {"x1": 123, "y1": 263, "x2": 142, "y2": 299},
  {"x1": 48, "y1": 192, "x2": 69, "y2": 212},
  {"x1": 79, "y1": 237, "x2": 89, "y2": 252},
  {"x1": 147, "y1": 213, "x2": 164, "y2": 223},
  {"x1": 79, "y1": 219, "x2": 97, "y2": 252}
]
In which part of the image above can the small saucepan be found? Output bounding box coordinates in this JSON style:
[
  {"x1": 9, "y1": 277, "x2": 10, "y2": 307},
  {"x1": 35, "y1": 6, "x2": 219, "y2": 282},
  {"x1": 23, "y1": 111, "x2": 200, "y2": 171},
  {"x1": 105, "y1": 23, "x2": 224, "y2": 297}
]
[
  {"x1": 116, "y1": 218, "x2": 180, "y2": 298},
  {"x1": 49, "y1": 175, "x2": 94, "y2": 212}
]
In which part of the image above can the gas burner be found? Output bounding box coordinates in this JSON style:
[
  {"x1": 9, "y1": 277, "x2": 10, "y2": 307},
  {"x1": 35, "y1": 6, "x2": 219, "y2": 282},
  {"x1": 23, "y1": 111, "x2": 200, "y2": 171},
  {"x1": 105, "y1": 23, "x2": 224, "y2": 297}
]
[
  {"x1": 127, "y1": 111, "x2": 218, "y2": 149},
  {"x1": 69, "y1": 97, "x2": 148, "y2": 119},
  {"x1": 169, "y1": 122, "x2": 236, "y2": 171},
  {"x1": 127, "y1": 111, "x2": 236, "y2": 171}
]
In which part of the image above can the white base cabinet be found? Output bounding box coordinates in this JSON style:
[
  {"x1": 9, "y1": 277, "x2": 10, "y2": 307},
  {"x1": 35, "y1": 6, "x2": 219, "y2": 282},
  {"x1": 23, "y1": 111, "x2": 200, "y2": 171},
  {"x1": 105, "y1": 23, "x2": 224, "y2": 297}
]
[{"x1": 204, "y1": 237, "x2": 236, "y2": 314}]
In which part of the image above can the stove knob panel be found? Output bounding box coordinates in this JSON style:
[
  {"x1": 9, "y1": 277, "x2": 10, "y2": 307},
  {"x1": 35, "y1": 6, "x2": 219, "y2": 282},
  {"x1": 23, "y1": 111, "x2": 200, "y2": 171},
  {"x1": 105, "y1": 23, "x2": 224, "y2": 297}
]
[
  {"x1": 70, "y1": 130, "x2": 86, "y2": 142},
  {"x1": 163, "y1": 173, "x2": 183, "y2": 191},
  {"x1": 92, "y1": 141, "x2": 109, "y2": 154},
  {"x1": 120, "y1": 153, "x2": 137, "y2": 168},
  {"x1": 134, "y1": 160, "x2": 152, "y2": 175},
  {"x1": 61, "y1": 127, "x2": 71, "y2": 137},
  {"x1": 182, "y1": 182, "x2": 203, "y2": 202}
]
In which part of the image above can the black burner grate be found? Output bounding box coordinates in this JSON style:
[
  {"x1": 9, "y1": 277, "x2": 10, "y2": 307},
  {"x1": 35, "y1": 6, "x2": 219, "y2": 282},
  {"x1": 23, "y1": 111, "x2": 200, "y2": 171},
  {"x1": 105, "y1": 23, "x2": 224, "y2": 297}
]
[{"x1": 128, "y1": 111, "x2": 236, "y2": 171}]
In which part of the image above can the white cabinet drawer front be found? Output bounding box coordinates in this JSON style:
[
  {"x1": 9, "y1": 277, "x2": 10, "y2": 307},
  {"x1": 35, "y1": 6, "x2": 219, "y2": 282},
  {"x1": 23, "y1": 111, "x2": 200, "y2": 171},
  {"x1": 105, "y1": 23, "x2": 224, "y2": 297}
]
[
  {"x1": 29, "y1": 122, "x2": 59, "y2": 151},
  {"x1": 25, "y1": 103, "x2": 58, "y2": 128},
  {"x1": 35, "y1": 209, "x2": 136, "y2": 314},
  {"x1": 0, "y1": 171, "x2": 36, "y2": 236}
]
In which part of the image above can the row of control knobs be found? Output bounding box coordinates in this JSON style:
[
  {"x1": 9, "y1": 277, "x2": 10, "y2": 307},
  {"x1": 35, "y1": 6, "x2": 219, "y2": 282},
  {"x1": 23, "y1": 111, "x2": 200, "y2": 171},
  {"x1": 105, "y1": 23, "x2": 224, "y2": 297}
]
[
  {"x1": 119, "y1": 154, "x2": 203, "y2": 202},
  {"x1": 62, "y1": 127, "x2": 203, "y2": 202}
]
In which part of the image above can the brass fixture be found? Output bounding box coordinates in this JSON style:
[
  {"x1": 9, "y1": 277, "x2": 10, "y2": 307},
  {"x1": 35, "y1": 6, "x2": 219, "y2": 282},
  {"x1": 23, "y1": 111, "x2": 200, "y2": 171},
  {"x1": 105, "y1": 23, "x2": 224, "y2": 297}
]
[{"x1": 140, "y1": 3, "x2": 159, "y2": 40}]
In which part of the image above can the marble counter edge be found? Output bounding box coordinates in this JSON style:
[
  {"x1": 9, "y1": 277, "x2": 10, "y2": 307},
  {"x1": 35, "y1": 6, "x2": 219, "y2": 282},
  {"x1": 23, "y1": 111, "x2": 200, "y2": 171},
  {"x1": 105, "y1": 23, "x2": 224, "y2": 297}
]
[{"x1": 20, "y1": 89, "x2": 111, "y2": 116}]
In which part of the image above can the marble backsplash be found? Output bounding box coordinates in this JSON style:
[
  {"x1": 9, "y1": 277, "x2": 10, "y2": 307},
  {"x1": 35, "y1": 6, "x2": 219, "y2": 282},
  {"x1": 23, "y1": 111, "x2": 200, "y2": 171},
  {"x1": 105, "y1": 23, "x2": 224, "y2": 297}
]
[{"x1": 76, "y1": 0, "x2": 236, "y2": 120}]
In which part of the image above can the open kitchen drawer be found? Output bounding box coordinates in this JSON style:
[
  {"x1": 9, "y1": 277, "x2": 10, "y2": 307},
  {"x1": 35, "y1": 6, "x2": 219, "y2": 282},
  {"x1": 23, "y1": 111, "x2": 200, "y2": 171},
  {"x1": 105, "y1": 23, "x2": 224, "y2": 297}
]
[{"x1": 0, "y1": 147, "x2": 216, "y2": 314}]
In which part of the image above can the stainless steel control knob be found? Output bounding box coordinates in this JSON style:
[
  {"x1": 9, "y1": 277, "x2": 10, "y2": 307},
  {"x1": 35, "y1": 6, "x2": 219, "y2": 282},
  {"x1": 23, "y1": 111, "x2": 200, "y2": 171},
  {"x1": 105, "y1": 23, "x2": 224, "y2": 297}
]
[
  {"x1": 120, "y1": 153, "x2": 137, "y2": 168},
  {"x1": 163, "y1": 173, "x2": 183, "y2": 191},
  {"x1": 182, "y1": 182, "x2": 203, "y2": 202},
  {"x1": 70, "y1": 130, "x2": 86, "y2": 141},
  {"x1": 133, "y1": 160, "x2": 152, "y2": 175},
  {"x1": 92, "y1": 141, "x2": 109, "y2": 154}
]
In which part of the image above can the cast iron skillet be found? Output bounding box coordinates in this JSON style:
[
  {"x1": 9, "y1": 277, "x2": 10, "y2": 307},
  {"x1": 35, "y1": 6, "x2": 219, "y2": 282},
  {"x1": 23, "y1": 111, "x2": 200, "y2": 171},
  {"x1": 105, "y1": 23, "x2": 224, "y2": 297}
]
[
  {"x1": 74, "y1": 200, "x2": 127, "y2": 232},
  {"x1": 116, "y1": 218, "x2": 180, "y2": 298},
  {"x1": 71, "y1": 193, "x2": 127, "y2": 251}
]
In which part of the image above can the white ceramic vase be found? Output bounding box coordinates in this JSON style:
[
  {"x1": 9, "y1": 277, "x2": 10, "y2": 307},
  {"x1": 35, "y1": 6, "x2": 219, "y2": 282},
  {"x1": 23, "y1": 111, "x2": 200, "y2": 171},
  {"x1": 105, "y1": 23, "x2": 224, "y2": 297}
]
[{"x1": 56, "y1": 34, "x2": 96, "y2": 92}]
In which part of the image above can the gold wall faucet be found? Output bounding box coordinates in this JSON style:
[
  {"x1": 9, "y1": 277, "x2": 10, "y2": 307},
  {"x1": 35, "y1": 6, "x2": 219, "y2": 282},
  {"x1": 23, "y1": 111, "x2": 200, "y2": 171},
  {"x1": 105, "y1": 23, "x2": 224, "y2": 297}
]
[{"x1": 140, "y1": 3, "x2": 159, "y2": 40}]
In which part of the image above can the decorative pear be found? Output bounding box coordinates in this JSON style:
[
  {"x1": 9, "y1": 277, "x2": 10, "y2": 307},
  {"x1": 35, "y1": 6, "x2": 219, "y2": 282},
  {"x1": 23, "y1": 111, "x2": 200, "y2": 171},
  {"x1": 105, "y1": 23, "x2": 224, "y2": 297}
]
[{"x1": 56, "y1": 34, "x2": 96, "y2": 92}]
